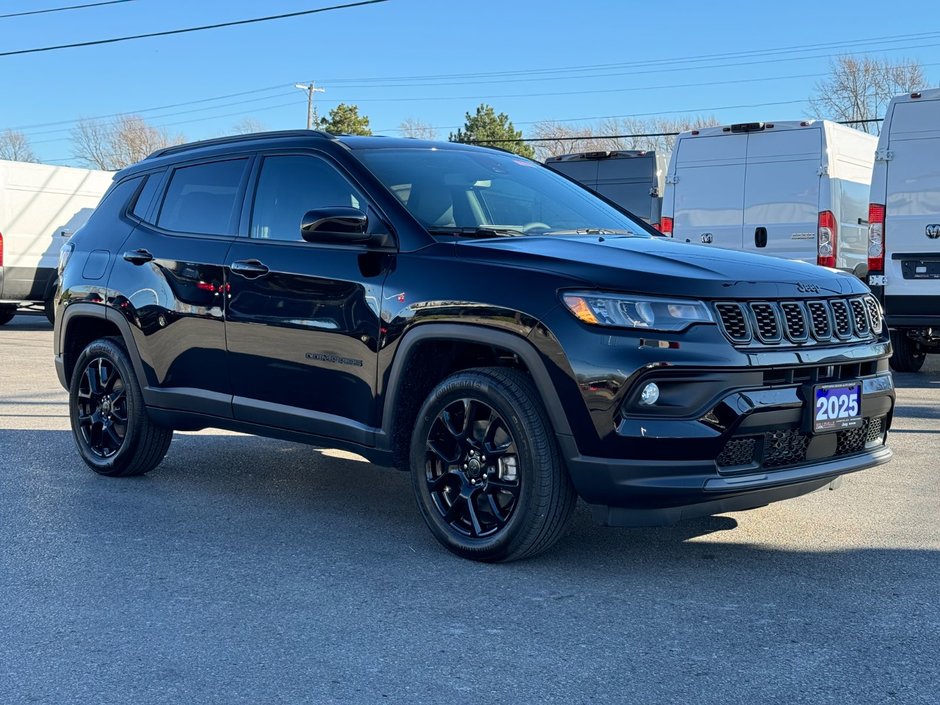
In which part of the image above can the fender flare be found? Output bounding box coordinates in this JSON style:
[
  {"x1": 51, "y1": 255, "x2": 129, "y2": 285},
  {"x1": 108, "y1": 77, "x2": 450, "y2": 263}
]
[
  {"x1": 58, "y1": 302, "x2": 150, "y2": 392},
  {"x1": 379, "y1": 323, "x2": 574, "y2": 441}
]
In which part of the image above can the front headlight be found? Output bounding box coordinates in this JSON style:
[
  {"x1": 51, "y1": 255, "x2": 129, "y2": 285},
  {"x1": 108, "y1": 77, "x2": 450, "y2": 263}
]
[{"x1": 562, "y1": 291, "x2": 715, "y2": 331}]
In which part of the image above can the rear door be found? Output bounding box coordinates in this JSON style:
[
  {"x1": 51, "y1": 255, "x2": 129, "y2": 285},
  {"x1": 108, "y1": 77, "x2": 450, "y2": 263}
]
[
  {"x1": 883, "y1": 99, "x2": 940, "y2": 302},
  {"x1": 595, "y1": 154, "x2": 657, "y2": 222},
  {"x1": 671, "y1": 134, "x2": 746, "y2": 250},
  {"x1": 742, "y1": 127, "x2": 821, "y2": 262}
]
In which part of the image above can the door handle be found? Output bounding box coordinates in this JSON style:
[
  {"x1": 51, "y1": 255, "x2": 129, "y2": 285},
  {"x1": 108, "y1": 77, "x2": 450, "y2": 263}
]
[
  {"x1": 754, "y1": 227, "x2": 768, "y2": 248},
  {"x1": 230, "y1": 259, "x2": 270, "y2": 278},
  {"x1": 123, "y1": 249, "x2": 153, "y2": 265}
]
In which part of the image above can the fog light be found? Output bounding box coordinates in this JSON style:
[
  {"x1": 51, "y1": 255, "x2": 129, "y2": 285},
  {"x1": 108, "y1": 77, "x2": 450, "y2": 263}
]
[{"x1": 640, "y1": 382, "x2": 660, "y2": 406}]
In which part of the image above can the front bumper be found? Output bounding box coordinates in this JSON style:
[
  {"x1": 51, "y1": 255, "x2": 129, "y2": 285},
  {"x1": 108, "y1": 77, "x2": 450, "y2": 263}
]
[{"x1": 560, "y1": 369, "x2": 895, "y2": 526}]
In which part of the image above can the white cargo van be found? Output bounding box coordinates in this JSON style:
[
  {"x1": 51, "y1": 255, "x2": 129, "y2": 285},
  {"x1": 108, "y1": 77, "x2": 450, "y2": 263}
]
[
  {"x1": 660, "y1": 121, "x2": 876, "y2": 275},
  {"x1": 544, "y1": 150, "x2": 666, "y2": 227},
  {"x1": 0, "y1": 160, "x2": 112, "y2": 325},
  {"x1": 867, "y1": 90, "x2": 940, "y2": 372}
]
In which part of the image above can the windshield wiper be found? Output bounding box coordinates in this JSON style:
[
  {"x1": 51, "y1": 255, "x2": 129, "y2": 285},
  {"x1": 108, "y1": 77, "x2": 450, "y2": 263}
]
[
  {"x1": 540, "y1": 228, "x2": 637, "y2": 236},
  {"x1": 426, "y1": 226, "x2": 525, "y2": 238}
]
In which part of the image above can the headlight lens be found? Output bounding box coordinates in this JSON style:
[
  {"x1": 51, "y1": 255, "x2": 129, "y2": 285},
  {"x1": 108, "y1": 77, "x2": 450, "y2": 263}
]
[{"x1": 562, "y1": 292, "x2": 714, "y2": 331}]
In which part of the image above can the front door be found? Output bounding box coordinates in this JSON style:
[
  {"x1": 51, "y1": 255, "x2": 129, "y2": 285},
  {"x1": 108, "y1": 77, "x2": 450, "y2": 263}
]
[{"x1": 224, "y1": 152, "x2": 389, "y2": 444}]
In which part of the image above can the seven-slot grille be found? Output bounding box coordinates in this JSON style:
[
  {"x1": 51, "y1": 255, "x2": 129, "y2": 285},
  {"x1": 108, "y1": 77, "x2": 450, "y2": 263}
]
[{"x1": 715, "y1": 296, "x2": 882, "y2": 347}]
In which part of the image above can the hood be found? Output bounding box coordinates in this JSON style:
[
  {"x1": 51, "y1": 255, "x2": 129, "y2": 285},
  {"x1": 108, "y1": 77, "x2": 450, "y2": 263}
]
[{"x1": 456, "y1": 235, "x2": 868, "y2": 300}]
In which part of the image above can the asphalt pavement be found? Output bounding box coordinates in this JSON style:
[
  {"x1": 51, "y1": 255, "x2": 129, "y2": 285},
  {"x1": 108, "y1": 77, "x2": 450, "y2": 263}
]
[{"x1": 1, "y1": 313, "x2": 938, "y2": 704}]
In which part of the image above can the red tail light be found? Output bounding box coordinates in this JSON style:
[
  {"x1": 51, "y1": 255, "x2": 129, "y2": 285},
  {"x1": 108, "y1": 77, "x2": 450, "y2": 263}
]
[
  {"x1": 817, "y1": 210, "x2": 837, "y2": 267},
  {"x1": 660, "y1": 216, "x2": 674, "y2": 237},
  {"x1": 868, "y1": 203, "x2": 885, "y2": 274}
]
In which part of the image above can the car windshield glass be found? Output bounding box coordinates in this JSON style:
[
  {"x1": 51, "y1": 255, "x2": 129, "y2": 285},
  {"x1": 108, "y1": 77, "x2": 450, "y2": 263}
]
[{"x1": 354, "y1": 147, "x2": 651, "y2": 238}]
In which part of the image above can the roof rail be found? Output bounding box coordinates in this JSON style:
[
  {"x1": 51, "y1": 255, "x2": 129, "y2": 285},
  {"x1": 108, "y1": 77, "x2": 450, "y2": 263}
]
[{"x1": 147, "y1": 129, "x2": 336, "y2": 160}]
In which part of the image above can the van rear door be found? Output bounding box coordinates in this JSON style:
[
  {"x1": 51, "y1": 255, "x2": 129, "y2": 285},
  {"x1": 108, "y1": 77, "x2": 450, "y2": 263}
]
[
  {"x1": 671, "y1": 134, "x2": 746, "y2": 250},
  {"x1": 883, "y1": 98, "x2": 940, "y2": 302},
  {"x1": 742, "y1": 127, "x2": 821, "y2": 262},
  {"x1": 595, "y1": 154, "x2": 657, "y2": 222}
]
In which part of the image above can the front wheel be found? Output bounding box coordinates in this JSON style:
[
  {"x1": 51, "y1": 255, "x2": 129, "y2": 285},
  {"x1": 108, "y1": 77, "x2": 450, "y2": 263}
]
[
  {"x1": 69, "y1": 337, "x2": 173, "y2": 476},
  {"x1": 890, "y1": 329, "x2": 926, "y2": 373},
  {"x1": 410, "y1": 367, "x2": 576, "y2": 562}
]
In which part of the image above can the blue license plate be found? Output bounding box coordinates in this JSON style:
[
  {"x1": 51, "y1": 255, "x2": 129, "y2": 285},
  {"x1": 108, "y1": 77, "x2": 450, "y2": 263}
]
[{"x1": 813, "y1": 382, "x2": 862, "y2": 433}]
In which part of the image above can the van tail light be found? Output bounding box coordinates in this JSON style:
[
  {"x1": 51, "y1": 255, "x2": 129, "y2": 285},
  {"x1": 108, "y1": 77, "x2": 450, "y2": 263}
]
[
  {"x1": 660, "y1": 216, "x2": 674, "y2": 237},
  {"x1": 817, "y1": 210, "x2": 837, "y2": 267},
  {"x1": 868, "y1": 203, "x2": 885, "y2": 274}
]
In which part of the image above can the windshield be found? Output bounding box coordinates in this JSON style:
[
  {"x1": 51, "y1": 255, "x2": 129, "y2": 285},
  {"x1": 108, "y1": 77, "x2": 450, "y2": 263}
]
[{"x1": 354, "y1": 147, "x2": 651, "y2": 238}]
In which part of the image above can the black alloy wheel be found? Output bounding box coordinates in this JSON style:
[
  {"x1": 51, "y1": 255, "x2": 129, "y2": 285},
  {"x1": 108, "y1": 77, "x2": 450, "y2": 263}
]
[
  {"x1": 411, "y1": 367, "x2": 576, "y2": 562},
  {"x1": 76, "y1": 357, "x2": 128, "y2": 458},
  {"x1": 69, "y1": 337, "x2": 173, "y2": 477},
  {"x1": 425, "y1": 397, "x2": 522, "y2": 539}
]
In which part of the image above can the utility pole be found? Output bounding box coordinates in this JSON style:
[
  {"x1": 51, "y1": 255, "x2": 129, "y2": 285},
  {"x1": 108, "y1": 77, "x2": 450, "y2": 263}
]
[{"x1": 295, "y1": 82, "x2": 326, "y2": 129}]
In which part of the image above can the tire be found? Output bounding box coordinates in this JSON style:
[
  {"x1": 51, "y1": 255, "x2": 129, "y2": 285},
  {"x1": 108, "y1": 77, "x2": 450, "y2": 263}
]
[
  {"x1": 69, "y1": 337, "x2": 173, "y2": 477},
  {"x1": 44, "y1": 298, "x2": 55, "y2": 326},
  {"x1": 0, "y1": 306, "x2": 16, "y2": 326},
  {"x1": 410, "y1": 367, "x2": 576, "y2": 562},
  {"x1": 889, "y1": 329, "x2": 926, "y2": 373}
]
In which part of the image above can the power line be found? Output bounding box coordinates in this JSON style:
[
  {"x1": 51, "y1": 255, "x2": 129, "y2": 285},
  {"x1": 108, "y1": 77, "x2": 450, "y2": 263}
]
[
  {"x1": 0, "y1": 0, "x2": 136, "y2": 19},
  {"x1": 314, "y1": 30, "x2": 940, "y2": 86},
  {"x1": 0, "y1": 0, "x2": 389, "y2": 58}
]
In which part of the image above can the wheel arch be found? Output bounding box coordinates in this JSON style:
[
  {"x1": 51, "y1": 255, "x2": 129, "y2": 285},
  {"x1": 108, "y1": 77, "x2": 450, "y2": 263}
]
[
  {"x1": 379, "y1": 324, "x2": 574, "y2": 469},
  {"x1": 58, "y1": 303, "x2": 148, "y2": 391}
]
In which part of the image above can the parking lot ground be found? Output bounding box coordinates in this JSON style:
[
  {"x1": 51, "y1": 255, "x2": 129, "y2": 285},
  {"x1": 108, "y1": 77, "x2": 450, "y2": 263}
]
[{"x1": 1, "y1": 314, "x2": 938, "y2": 705}]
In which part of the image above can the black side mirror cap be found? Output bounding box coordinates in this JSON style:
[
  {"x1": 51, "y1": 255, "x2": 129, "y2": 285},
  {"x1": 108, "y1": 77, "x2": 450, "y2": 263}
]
[{"x1": 301, "y1": 207, "x2": 370, "y2": 244}]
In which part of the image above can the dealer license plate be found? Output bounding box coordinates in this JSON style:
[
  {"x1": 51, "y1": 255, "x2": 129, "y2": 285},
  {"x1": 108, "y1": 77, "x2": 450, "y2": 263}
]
[{"x1": 813, "y1": 382, "x2": 862, "y2": 433}]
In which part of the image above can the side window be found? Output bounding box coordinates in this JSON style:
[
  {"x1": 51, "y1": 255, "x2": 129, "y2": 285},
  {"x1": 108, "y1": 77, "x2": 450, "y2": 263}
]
[
  {"x1": 131, "y1": 171, "x2": 165, "y2": 223},
  {"x1": 250, "y1": 155, "x2": 364, "y2": 241},
  {"x1": 157, "y1": 159, "x2": 247, "y2": 235}
]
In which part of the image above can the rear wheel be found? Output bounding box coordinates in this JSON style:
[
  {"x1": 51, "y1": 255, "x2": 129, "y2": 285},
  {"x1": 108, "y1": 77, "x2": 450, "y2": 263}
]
[
  {"x1": 0, "y1": 306, "x2": 16, "y2": 325},
  {"x1": 890, "y1": 329, "x2": 926, "y2": 373},
  {"x1": 410, "y1": 367, "x2": 576, "y2": 562},
  {"x1": 69, "y1": 337, "x2": 173, "y2": 477}
]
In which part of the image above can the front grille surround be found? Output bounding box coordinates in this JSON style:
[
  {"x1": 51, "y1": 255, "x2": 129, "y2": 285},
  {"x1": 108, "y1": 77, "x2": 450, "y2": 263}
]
[{"x1": 715, "y1": 295, "x2": 882, "y2": 348}]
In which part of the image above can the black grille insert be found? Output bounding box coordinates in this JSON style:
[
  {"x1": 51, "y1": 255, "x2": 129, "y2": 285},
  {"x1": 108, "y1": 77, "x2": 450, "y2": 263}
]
[
  {"x1": 807, "y1": 301, "x2": 832, "y2": 340},
  {"x1": 831, "y1": 299, "x2": 852, "y2": 338},
  {"x1": 864, "y1": 296, "x2": 883, "y2": 334},
  {"x1": 716, "y1": 303, "x2": 750, "y2": 342},
  {"x1": 750, "y1": 303, "x2": 781, "y2": 342},
  {"x1": 781, "y1": 302, "x2": 808, "y2": 342}
]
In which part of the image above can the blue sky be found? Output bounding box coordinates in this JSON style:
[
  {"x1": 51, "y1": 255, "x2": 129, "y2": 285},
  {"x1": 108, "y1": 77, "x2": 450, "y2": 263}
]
[{"x1": 2, "y1": 0, "x2": 939, "y2": 165}]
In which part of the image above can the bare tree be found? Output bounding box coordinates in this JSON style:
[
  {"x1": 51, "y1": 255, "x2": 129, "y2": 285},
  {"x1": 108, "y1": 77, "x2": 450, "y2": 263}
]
[
  {"x1": 71, "y1": 115, "x2": 185, "y2": 170},
  {"x1": 231, "y1": 117, "x2": 267, "y2": 134},
  {"x1": 531, "y1": 115, "x2": 719, "y2": 161},
  {"x1": 0, "y1": 129, "x2": 39, "y2": 162},
  {"x1": 809, "y1": 56, "x2": 926, "y2": 134},
  {"x1": 398, "y1": 117, "x2": 437, "y2": 140}
]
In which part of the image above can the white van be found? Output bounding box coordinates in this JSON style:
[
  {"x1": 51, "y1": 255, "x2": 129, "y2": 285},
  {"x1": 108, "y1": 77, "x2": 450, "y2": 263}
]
[
  {"x1": 867, "y1": 90, "x2": 940, "y2": 372},
  {"x1": 0, "y1": 160, "x2": 112, "y2": 325},
  {"x1": 661, "y1": 120, "x2": 876, "y2": 275},
  {"x1": 544, "y1": 150, "x2": 666, "y2": 227}
]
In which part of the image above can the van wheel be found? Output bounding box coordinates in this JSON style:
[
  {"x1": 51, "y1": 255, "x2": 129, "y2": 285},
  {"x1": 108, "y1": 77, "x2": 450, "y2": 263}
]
[
  {"x1": 69, "y1": 337, "x2": 173, "y2": 477},
  {"x1": 890, "y1": 330, "x2": 926, "y2": 373},
  {"x1": 410, "y1": 367, "x2": 576, "y2": 562},
  {"x1": 0, "y1": 306, "x2": 15, "y2": 325}
]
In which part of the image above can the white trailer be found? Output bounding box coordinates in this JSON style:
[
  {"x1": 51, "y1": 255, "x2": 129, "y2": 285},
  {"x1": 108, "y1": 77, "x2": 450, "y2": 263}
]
[
  {"x1": 867, "y1": 89, "x2": 940, "y2": 372},
  {"x1": 0, "y1": 160, "x2": 113, "y2": 324},
  {"x1": 660, "y1": 120, "x2": 876, "y2": 276}
]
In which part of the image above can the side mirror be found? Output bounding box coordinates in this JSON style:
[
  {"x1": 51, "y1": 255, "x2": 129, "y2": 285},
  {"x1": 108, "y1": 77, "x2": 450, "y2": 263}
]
[{"x1": 300, "y1": 207, "x2": 369, "y2": 244}]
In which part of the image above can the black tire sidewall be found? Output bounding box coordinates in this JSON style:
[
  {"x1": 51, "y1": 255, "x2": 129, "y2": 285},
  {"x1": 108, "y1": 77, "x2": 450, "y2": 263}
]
[
  {"x1": 410, "y1": 371, "x2": 552, "y2": 561},
  {"x1": 890, "y1": 330, "x2": 926, "y2": 372},
  {"x1": 69, "y1": 338, "x2": 151, "y2": 476},
  {"x1": 0, "y1": 306, "x2": 15, "y2": 325}
]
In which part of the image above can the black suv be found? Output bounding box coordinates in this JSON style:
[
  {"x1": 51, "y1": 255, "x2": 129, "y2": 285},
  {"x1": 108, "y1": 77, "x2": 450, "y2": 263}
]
[{"x1": 54, "y1": 131, "x2": 895, "y2": 561}]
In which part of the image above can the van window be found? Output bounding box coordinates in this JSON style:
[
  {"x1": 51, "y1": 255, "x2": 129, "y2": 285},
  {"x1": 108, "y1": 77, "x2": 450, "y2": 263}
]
[
  {"x1": 131, "y1": 171, "x2": 165, "y2": 222},
  {"x1": 250, "y1": 155, "x2": 364, "y2": 241},
  {"x1": 157, "y1": 159, "x2": 247, "y2": 235}
]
